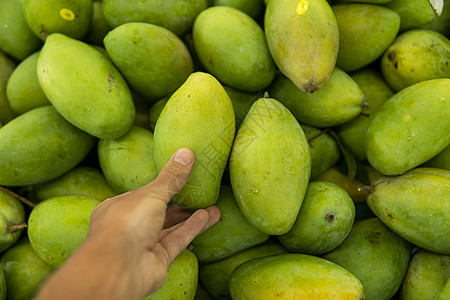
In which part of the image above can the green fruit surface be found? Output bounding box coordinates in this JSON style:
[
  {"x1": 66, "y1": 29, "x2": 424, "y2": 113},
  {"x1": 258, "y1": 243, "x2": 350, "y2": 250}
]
[
  {"x1": 223, "y1": 86, "x2": 259, "y2": 131},
  {"x1": 385, "y1": 0, "x2": 437, "y2": 31},
  {"x1": 424, "y1": 144, "x2": 450, "y2": 171},
  {"x1": 84, "y1": 1, "x2": 110, "y2": 45},
  {"x1": 212, "y1": 0, "x2": 264, "y2": 18},
  {"x1": 148, "y1": 96, "x2": 169, "y2": 132},
  {"x1": 0, "y1": 266, "x2": 5, "y2": 300},
  {"x1": 0, "y1": 51, "x2": 16, "y2": 125},
  {"x1": 0, "y1": 191, "x2": 25, "y2": 254},
  {"x1": 432, "y1": 280, "x2": 450, "y2": 300}
]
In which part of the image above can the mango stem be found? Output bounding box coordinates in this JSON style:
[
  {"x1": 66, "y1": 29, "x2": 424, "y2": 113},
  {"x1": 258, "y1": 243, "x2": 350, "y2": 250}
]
[
  {"x1": 308, "y1": 128, "x2": 329, "y2": 145},
  {"x1": 0, "y1": 186, "x2": 36, "y2": 208},
  {"x1": 9, "y1": 223, "x2": 27, "y2": 233},
  {"x1": 358, "y1": 186, "x2": 373, "y2": 193}
]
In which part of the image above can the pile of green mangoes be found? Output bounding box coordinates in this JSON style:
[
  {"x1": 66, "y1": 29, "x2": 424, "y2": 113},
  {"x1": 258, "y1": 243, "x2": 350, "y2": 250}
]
[{"x1": 0, "y1": 0, "x2": 449, "y2": 299}]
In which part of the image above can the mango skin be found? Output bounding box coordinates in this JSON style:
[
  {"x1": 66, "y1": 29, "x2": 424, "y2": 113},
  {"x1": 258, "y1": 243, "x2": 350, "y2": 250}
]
[
  {"x1": 104, "y1": 22, "x2": 194, "y2": 100},
  {"x1": 37, "y1": 33, "x2": 135, "y2": 139},
  {"x1": 153, "y1": 72, "x2": 235, "y2": 209},
  {"x1": 0, "y1": 238, "x2": 53, "y2": 300},
  {"x1": 265, "y1": 0, "x2": 339, "y2": 92},
  {"x1": 229, "y1": 253, "x2": 364, "y2": 300},
  {"x1": 28, "y1": 195, "x2": 100, "y2": 268},
  {"x1": 199, "y1": 240, "x2": 287, "y2": 300},
  {"x1": 432, "y1": 280, "x2": 450, "y2": 300},
  {"x1": 148, "y1": 96, "x2": 170, "y2": 132},
  {"x1": 323, "y1": 218, "x2": 412, "y2": 300},
  {"x1": 366, "y1": 79, "x2": 450, "y2": 175},
  {"x1": 193, "y1": 6, "x2": 275, "y2": 92},
  {"x1": 84, "y1": 1, "x2": 111, "y2": 46},
  {"x1": 223, "y1": 86, "x2": 259, "y2": 131},
  {"x1": 0, "y1": 51, "x2": 16, "y2": 125},
  {"x1": 400, "y1": 249, "x2": 450, "y2": 300},
  {"x1": 381, "y1": 29, "x2": 450, "y2": 91},
  {"x1": 102, "y1": 0, "x2": 208, "y2": 36},
  {"x1": 212, "y1": 0, "x2": 264, "y2": 19},
  {"x1": 191, "y1": 186, "x2": 269, "y2": 262},
  {"x1": 99, "y1": 125, "x2": 158, "y2": 194},
  {"x1": 278, "y1": 181, "x2": 355, "y2": 255},
  {"x1": 333, "y1": 4, "x2": 400, "y2": 72},
  {"x1": 385, "y1": 0, "x2": 437, "y2": 31},
  {"x1": 422, "y1": 0, "x2": 450, "y2": 37},
  {"x1": 0, "y1": 106, "x2": 95, "y2": 186},
  {"x1": 6, "y1": 51, "x2": 50, "y2": 115},
  {"x1": 0, "y1": 191, "x2": 25, "y2": 254},
  {"x1": 367, "y1": 168, "x2": 450, "y2": 255},
  {"x1": 0, "y1": 267, "x2": 4, "y2": 300},
  {"x1": 424, "y1": 145, "x2": 450, "y2": 171},
  {"x1": 269, "y1": 68, "x2": 364, "y2": 127}
]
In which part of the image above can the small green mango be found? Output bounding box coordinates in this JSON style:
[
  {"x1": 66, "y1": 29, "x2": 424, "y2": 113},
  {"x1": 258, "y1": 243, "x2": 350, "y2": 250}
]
[
  {"x1": 212, "y1": 0, "x2": 264, "y2": 19},
  {"x1": 385, "y1": 0, "x2": 437, "y2": 31},
  {"x1": 0, "y1": 238, "x2": 53, "y2": 300},
  {"x1": 193, "y1": 6, "x2": 275, "y2": 92},
  {"x1": 0, "y1": 51, "x2": 16, "y2": 125},
  {"x1": 381, "y1": 29, "x2": 450, "y2": 91},
  {"x1": 104, "y1": 22, "x2": 194, "y2": 101},
  {"x1": 34, "y1": 166, "x2": 117, "y2": 202},
  {"x1": 0, "y1": 191, "x2": 25, "y2": 254},
  {"x1": 366, "y1": 79, "x2": 450, "y2": 175},
  {"x1": 0, "y1": 106, "x2": 94, "y2": 186},
  {"x1": 323, "y1": 218, "x2": 412, "y2": 300},
  {"x1": 199, "y1": 240, "x2": 287, "y2": 300},
  {"x1": 144, "y1": 250, "x2": 198, "y2": 300},
  {"x1": 301, "y1": 125, "x2": 340, "y2": 179},
  {"x1": 269, "y1": 68, "x2": 364, "y2": 127},
  {"x1": 400, "y1": 249, "x2": 450, "y2": 300},
  {"x1": 0, "y1": 266, "x2": 5, "y2": 300},
  {"x1": 336, "y1": 69, "x2": 393, "y2": 161},
  {"x1": 102, "y1": 0, "x2": 208, "y2": 36},
  {"x1": 424, "y1": 144, "x2": 450, "y2": 171},
  {"x1": 38, "y1": 33, "x2": 135, "y2": 139},
  {"x1": 223, "y1": 86, "x2": 259, "y2": 130},
  {"x1": 432, "y1": 280, "x2": 450, "y2": 300},
  {"x1": 191, "y1": 186, "x2": 269, "y2": 262},
  {"x1": 367, "y1": 168, "x2": 450, "y2": 254},
  {"x1": 84, "y1": 1, "x2": 110, "y2": 46},
  {"x1": 28, "y1": 195, "x2": 100, "y2": 268},
  {"x1": 230, "y1": 98, "x2": 311, "y2": 235},
  {"x1": 148, "y1": 96, "x2": 170, "y2": 132},
  {"x1": 333, "y1": 4, "x2": 400, "y2": 72},
  {"x1": 278, "y1": 181, "x2": 355, "y2": 255},
  {"x1": 0, "y1": 0, "x2": 41, "y2": 60},
  {"x1": 153, "y1": 72, "x2": 235, "y2": 209},
  {"x1": 23, "y1": 0, "x2": 93, "y2": 41},
  {"x1": 6, "y1": 51, "x2": 50, "y2": 115},
  {"x1": 229, "y1": 253, "x2": 364, "y2": 299},
  {"x1": 265, "y1": 0, "x2": 339, "y2": 92}
]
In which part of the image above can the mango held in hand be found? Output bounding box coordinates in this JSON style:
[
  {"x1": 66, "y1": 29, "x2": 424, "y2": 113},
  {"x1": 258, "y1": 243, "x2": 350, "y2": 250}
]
[
  {"x1": 37, "y1": 33, "x2": 135, "y2": 139},
  {"x1": 367, "y1": 168, "x2": 450, "y2": 255},
  {"x1": 153, "y1": 72, "x2": 235, "y2": 209},
  {"x1": 265, "y1": 0, "x2": 339, "y2": 92},
  {"x1": 0, "y1": 106, "x2": 94, "y2": 186},
  {"x1": 366, "y1": 79, "x2": 450, "y2": 175},
  {"x1": 230, "y1": 98, "x2": 311, "y2": 235},
  {"x1": 229, "y1": 253, "x2": 364, "y2": 299}
]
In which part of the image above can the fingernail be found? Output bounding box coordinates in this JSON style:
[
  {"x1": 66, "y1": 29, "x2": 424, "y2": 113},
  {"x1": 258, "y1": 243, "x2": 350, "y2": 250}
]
[{"x1": 173, "y1": 148, "x2": 193, "y2": 166}]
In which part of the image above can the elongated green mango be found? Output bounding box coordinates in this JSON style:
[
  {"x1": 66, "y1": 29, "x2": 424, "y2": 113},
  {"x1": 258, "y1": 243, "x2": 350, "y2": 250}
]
[
  {"x1": 153, "y1": 72, "x2": 235, "y2": 209},
  {"x1": 230, "y1": 98, "x2": 310, "y2": 235},
  {"x1": 366, "y1": 79, "x2": 450, "y2": 175},
  {"x1": 385, "y1": 0, "x2": 437, "y2": 31},
  {"x1": 367, "y1": 168, "x2": 450, "y2": 254},
  {"x1": 229, "y1": 254, "x2": 364, "y2": 299},
  {"x1": 0, "y1": 191, "x2": 25, "y2": 254},
  {"x1": 0, "y1": 106, "x2": 94, "y2": 186},
  {"x1": 265, "y1": 0, "x2": 339, "y2": 92},
  {"x1": 37, "y1": 33, "x2": 135, "y2": 139}
]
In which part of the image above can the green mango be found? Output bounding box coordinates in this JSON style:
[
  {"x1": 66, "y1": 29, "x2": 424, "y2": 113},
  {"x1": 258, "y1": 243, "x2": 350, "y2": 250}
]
[
  {"x1": 385, "y1": 0, "x2": 437, "y2": 31},
  {"x1": 144, "y1": 250, "x2": 198, "y2": 300},
  {"x1": 223, "y1": 86, "x2": 259, "y2": 130},
  {"x1": 199, "y1": 240, "x2": 287, "y2": 300},
  {"x1": 6, "y1": 51, "x2": 50, "y2": 115},
  {"x1": 23, "y1": 0, "x2": 93, "y2": 41},
  {"x1": 0, "y1": 191, "x2": 25, "y2": 254},
  {"x1": 0, "y1": 266, "x2": 5, "y2": 300},
  {"x1": 148, "y1": 96, "x2": 170, "y2": 132},
  {"x1": 28, "y1": 195, "x2": 100, "y2": 268},
  {"x1": 269, "y1": 68, "x2": 365, "y2": 127},
  {"x1": 0, "y1": 51, "x2": 16, "y2": 125},
  {"x1": 278, "y1": 181, "x2": 355, "y2": 255},
  {"x1": 0, "y1": 106, "x2": 94, "y2": 186},
  {"x1": 381, "y1": 29, "x2": 450, "y2": 91},
  {"x1": 301, "y1": 125, "x2": 340, "y2": 179},
  {"x1": 0, "y1": 238, "x2": 53, "y2": 300},
  {"x1": 102, "y1": 0, "x2": 208, "y2": 36},
  {"x1": 229, "y1": 253, "x2": 364, "y2": 299},
  {"x1": 34, "y1": 166, "x2": 117, "y2": 202},
  {"x1": 400, "y1": 249, "x2": 450, "y2": 300},
  {"x1": 366, "y1": 79, "x2": 450, "y2": 175},
  {"x1": 323, "y1": 218, "x2": 412, "y2": 300},
  {"x1": 193, "y1": 6, "x2": 275, "y2": 92},
  {"x1": 336, "y1": 69, "x2": 394, "y2": 161},
  {"x1": 212, "y1": 0, "x2": 264, "y2": 19},
  {"x1": 265, "y1": 0, "x2": 339, "y2": 92},
  {"x1": 191, "y1": 186, "x2": 269, "y2": 262},
  {"x1": 432, "y1": 280, "x2": 450, "y2": 300},
  {"x1": 104, "y1": 22, "x2": 194, "y2": 101},
  {"x1": 422, "y1": 0, "x2": 450, "y2": 37},
  {"x1": 98, "y1": 125, "x2": 158, "y2": 193},
  {"x1": 367, "y1": 168, "x2": 450, "y2": 254},
  {"x1": 37, "y1": 33, "x2": 135, "y2": 139},
  {"x1": 0, "y1": 0, "x2": 41, "y2": 61},
  {"x1": 153, "y1": 72, "x2": 235, "y2": 209},
  {"x1": 230, "y1": 98, "x2": 311, "y2": 235},
  {"x1": 424, "y1": 144, "x2": 450, "y2": 171},
  {"x1": 84, "y1": 1, "x2": 111, "y2": 46},
  {"x1": 333, "y1": 4, "x2": 400, "y2": 72}
]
